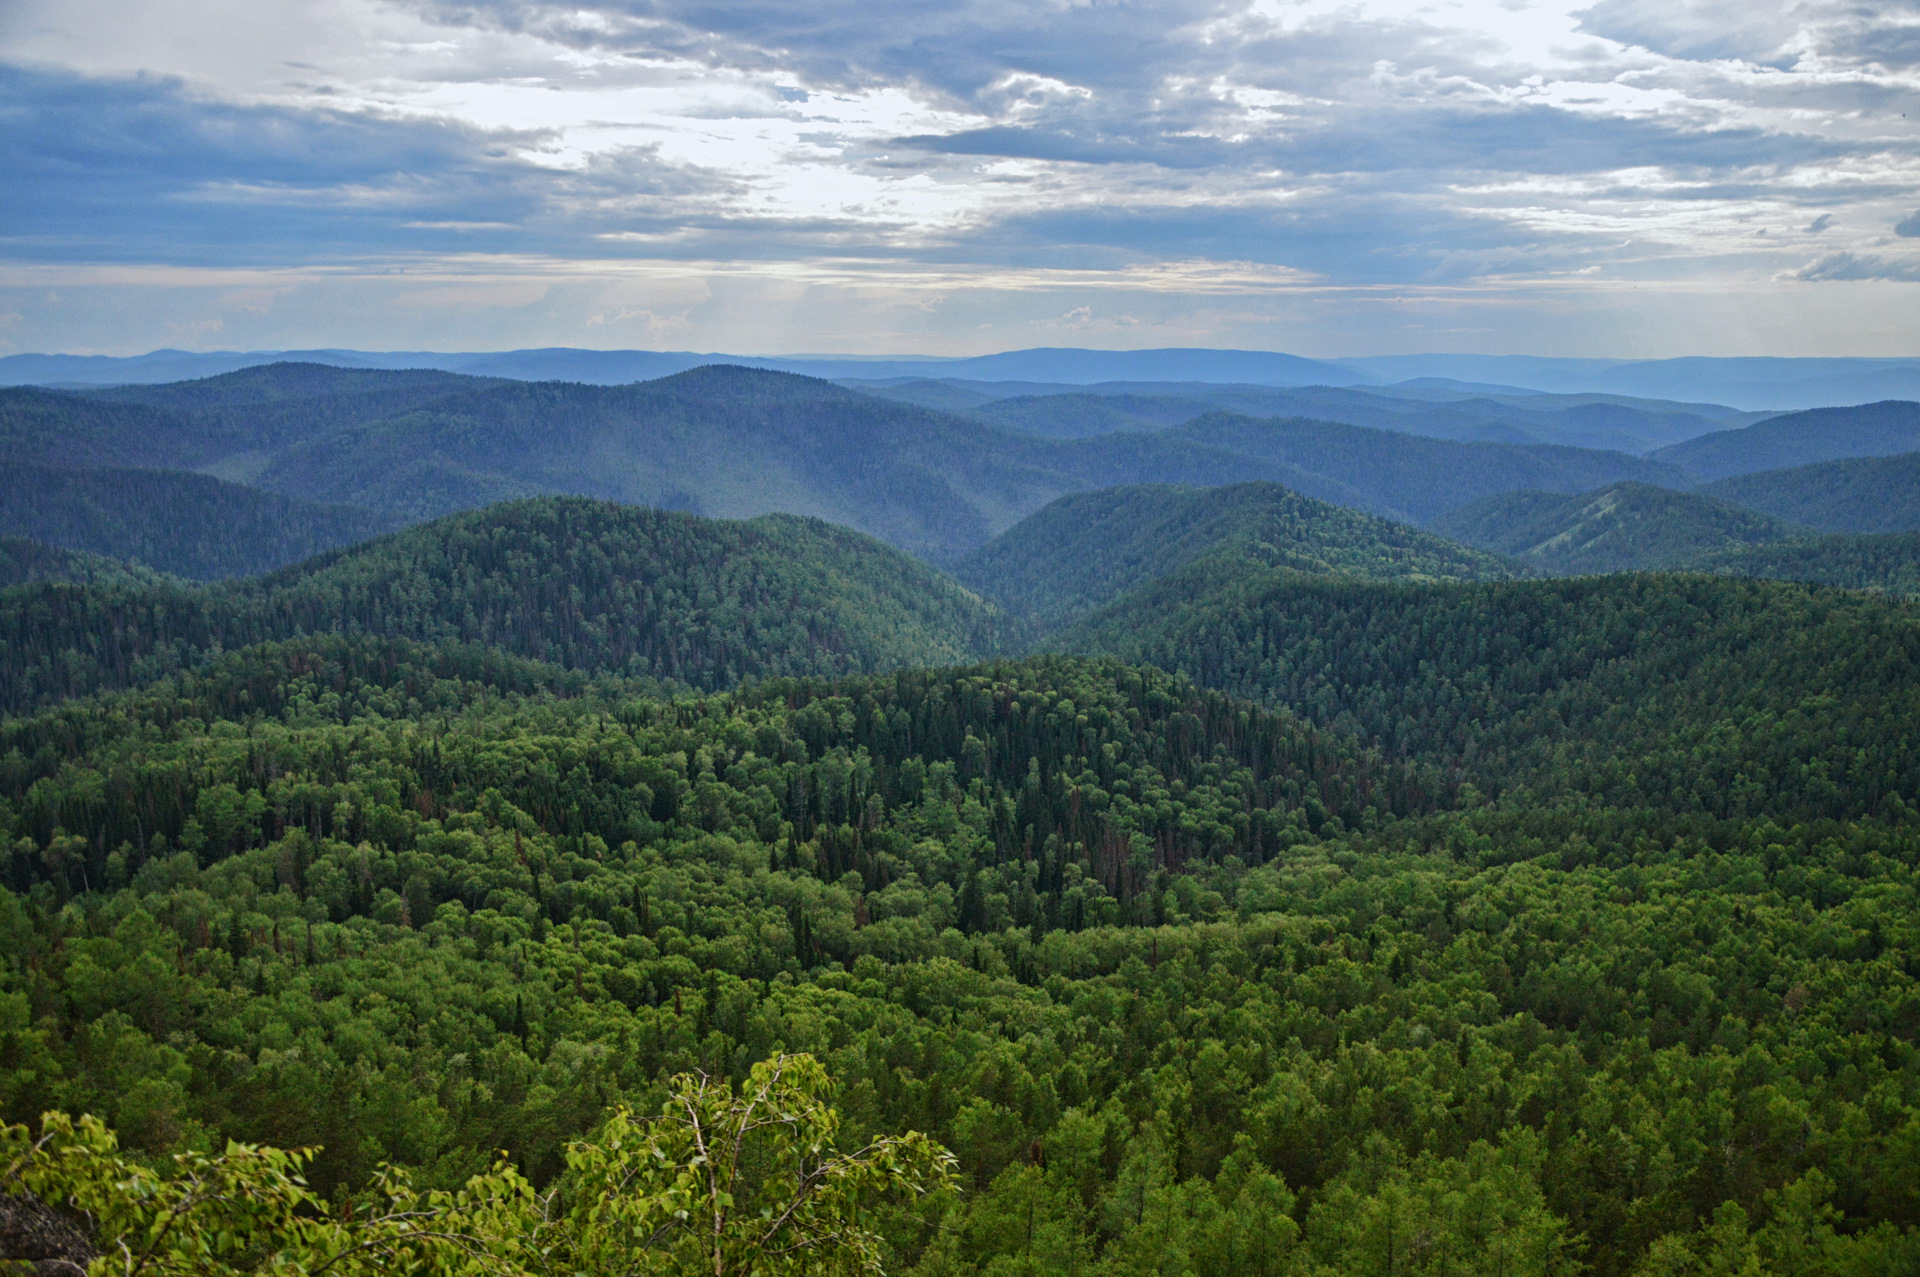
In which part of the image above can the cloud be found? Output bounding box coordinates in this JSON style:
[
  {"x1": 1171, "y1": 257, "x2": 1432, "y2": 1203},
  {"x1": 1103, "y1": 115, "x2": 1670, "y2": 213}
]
[
  {"x1": 0, "y1": 62, "x2": 741, "y2": 264},
  {"x1": 1785, "y1": 251, "x2": 1920, "y2": 282},
  {"x1": 1899, "y1": 210, "x2": 1920, "y2": 237},
  {"x1": 5, "y1": 0, "x2": 1920, "y2": 352}
]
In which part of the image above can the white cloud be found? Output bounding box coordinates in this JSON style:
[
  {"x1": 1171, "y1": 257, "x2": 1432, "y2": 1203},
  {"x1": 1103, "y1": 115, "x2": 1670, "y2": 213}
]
[{"x1": 2, "y1": 0, "x2": 1918, "y2": 353}]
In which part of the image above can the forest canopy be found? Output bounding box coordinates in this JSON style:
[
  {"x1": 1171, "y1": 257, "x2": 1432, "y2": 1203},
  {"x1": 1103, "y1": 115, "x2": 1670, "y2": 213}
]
[{"x1": 2, "y1": 365, "x2": 1919, "y2": 1276}]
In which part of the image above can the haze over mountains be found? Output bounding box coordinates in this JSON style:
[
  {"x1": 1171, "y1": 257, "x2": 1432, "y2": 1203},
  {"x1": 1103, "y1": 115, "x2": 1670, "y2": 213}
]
[{"x1": 11, "y1": 345, "x2": 1920, "y2": 409}]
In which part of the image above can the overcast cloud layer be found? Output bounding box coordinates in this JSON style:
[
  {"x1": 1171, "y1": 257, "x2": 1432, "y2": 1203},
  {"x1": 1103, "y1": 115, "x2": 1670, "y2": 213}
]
[{"x1": 4, "y1": 0, "x2": 1920, "y2": 355}]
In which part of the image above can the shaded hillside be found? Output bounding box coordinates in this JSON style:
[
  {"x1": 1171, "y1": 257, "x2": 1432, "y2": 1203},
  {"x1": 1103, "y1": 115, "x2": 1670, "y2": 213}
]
[
  {"x1": 251, "y1": 367, "x2": 1077, "y2": 559},
  {"x1": 1059, "y1": 567, "x2": 1920, "y2": 821},
  {"x1": 954, "y1": 481, "x2": 1512, "y2": 631},
  {"x1": 1147, "y1": 413, "x2": 1686, "y2": 523},
  {"x1": 0, "y1": 463, "x2": 400, "y2": 579},
  {"x1": 250, "y1": 369, "x2": 1687, "y2": 551},
  {"x1": 0, "y1": 496, "x2": 1017, "y2": 712},
  {"x1": 84, "y1": 362, "x2": 502, "y2": 482},
  {"x1": 0, "y1": 388, "x2": 199, "y2": 469},
  {"x1": 970, "y1": 392, "x2": 1210, "y2": 438},
  {"x1": 3, "y1": 365, "x2": 501, "y2": 481},
  {"x1": 6, "y1": 363, "x2": 1704, "y2": 562},
  {"x1": 0, "y1": 537, "x2": 167, "y2": 588},
  {"x1": 1699, "y1": 451, "x2": 1920, "y2": 534},
  {"x1": 1691, "y1": 531, "x2": 1920, "y2": 600},
  {"x1": 1653, "y1": 400, "x2": 1920, "y2": 480},
  {"x1": 904, "y1": 380, "x2": 1742, "y2": 451},
  {"x1": 1429, "y1": 481, "x2": 1803, "y2": 574}
]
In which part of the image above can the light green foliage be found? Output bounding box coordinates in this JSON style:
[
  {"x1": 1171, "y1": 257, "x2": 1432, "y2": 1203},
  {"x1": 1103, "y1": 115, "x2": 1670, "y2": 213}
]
[
  {"x1": 4, "y1": 1055, "x2": 948, "y2": 1277},
  {"x1": 564, "y1": 1055, "x2": 956, "y2": 1276},
  {"x1": 4, "y1": 1110, "x2": 539, "y2": 1276}
]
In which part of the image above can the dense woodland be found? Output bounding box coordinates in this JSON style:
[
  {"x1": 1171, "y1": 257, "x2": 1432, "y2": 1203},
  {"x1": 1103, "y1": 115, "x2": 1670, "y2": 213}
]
[
  {"x1": 0, "y1": 463, "x2": 398, "y2": 580},
  {"x1": 1430, "y1": 482, "x2": 1805, "y2": 575},
  {"x1": 0, "y1": 497, "x2": 1016, "y2": 714},
  {"x1": 956, "y1": 482, "x2": 1511, "y2": 631},
  {"x1": 3, "y1": 363, "x2": 1920, "y2": 1275},
  {"x1": 1692, "y1": 532, "x2": 1920, "y2": 600},
  {"x1": 1701, "y1": 453, "x2": 1920, "y2": 535}
]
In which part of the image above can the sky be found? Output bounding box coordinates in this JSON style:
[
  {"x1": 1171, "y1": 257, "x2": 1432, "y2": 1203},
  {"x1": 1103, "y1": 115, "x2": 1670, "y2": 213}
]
[{"x1": 4, "y1": 0, "x2": 1920, "y2": 357}]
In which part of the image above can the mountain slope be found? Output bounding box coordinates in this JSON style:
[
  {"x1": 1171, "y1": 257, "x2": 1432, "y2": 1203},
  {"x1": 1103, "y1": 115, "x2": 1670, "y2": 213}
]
[
  {"x1": 1428, "y1": 481, "x2": 1804, "y2": 574},
  {"x1": 5, "y1": 363, "x2": 1707, "y2": 562},
  {"x1": 1152, "y1": 413, "x2": 1686, "y2": 523},
  {"x1": 1690, "y1": 532, "x2": 1920, "y2": 600},
  {"x1": 84, "y1": 362, "x2": 503, "y2": 482},
  {"x1": 953, "y1": 481, "x2": 1512, "y2": 631},
  {"x1": 0, "y1": 537, "x2": 168, "y2": 588},
  {"x1": 3, "y1": 365, "x2": 503, "y2": 481},
  {"x1": 0, "y1": 388, "x2": 200, "y2": 469},
  {"x1": 251, "y1": 367, "x2": 1079, "y2": 559},
  {"x1": 1652, "y1": 401, "x2": 1920, "y2": 480},
  {"x1": 1698, "y1": 451, "x2": 1920, "y2": 534},
  {"x1": 0, "y1": 463, "x2": 400, "y2": 579},
  {"x1": 1058, "y1": 567, "x2": 1920, "y2": 821},
  {"x1": 0, "y1": 496, "x2": 1017, "y2": 712}
]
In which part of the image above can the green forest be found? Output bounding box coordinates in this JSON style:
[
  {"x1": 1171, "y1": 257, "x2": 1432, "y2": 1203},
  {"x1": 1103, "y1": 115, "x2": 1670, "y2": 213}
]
[{"x1": 3, "y1": 365, "x2": 1920, "y2": 1275}]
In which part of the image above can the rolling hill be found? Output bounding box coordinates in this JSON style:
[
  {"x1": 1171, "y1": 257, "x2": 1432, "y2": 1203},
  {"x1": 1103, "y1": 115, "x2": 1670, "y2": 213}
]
[
  {"x1": 1698, "y1": 451, "x2": 1920, "y2": 534},
  {"x1": 1146, "y1": 412, "x2": 1685, "y2": 524},
  {"x1": 0, "y1": 537, "x2": 168, "y2": 588},
  {"x1": 0, "y1": 496, "x2": 1018, "y2": 712},
  {"x1": 0, "y1": 463, "x2": 400, "y2": 579},
  {"x1": 1690, "y1": 532, "x2": 1920, "y2": 600},
  {"x1": 953, "y1": 481, "x2": 1513, "y2": 631},
  {"x1": 4, "y1": 363, "x2": 1694, "y2": 561},
  {"x1": 1652, "y1": 400, "x2": 1920, "y2": 480},
  {"x1": 864, "y1": 378, "x2": 1751, "y2": 452},
  {"x1": 1428, "y1": 481, "x2": 1804, "y2": 574},
  {"x1": 1057, "y1": 566, "x2": 1920, "y2": 821}
]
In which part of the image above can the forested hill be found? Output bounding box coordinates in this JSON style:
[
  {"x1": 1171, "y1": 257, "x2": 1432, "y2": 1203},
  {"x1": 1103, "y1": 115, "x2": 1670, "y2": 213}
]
[
  {"x1": 0, "y1": 537, "x2": 167, "y2": 588},
  {"x1": 1429, "y1": 481, "x2": 1804, "y2": 574},
  {"x1": 1699, "y1": 450, "x2": 1920, "y2": 534},
  {"x1": 3, "y1": 364, "x2": 498, "y2": 478},
  {"x1": 246, "y1": 368, "x2": 1076, "y2": 557},
  {"x1": 1134, "y1": 412, "x2": 1685, "y2": 524},
  {"x1": 953, "y1": 481, "x2": 1513, "y2": 631},
  {"x1": 6, "y1": 632, "x2": 1920, "y2": 1275},
  {"x1": 0, "y1": 463, "x2": 399, "y2": 579},
  {"x1": 1691, "y1": 531, "x2": 1920, "y2": 600},
  {"x1": 1653, "y1": 399, "x2": 1920, "y2": 480},
  {"x1": 0, "y1": 387, "x2": 199, "y2": 469},
  {"x1": 0, "y1": 496, "x2": 1017, "y2": 713},
  {"x1": 1059, "y1": 567, "x2": 1920, "y2": 821},
  {"x1": 83, "y1": 363, "x2": 510, "y2": 482},
  {"x1": 7, "y1": 363, "x2": 1698, "y2": 561}
]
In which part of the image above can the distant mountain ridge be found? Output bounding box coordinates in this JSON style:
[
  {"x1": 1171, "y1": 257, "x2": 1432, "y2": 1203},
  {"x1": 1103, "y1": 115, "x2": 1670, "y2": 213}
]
[
  {"x1": 9, "y1": 345, "x2": 1920, "y2": 409},
  {"x1": 1653, "y1": 401, "x2": 1920, "y2": 480},
  {"x1": 2, "y1": 362, "x2": 1689, "y2": 562}
]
